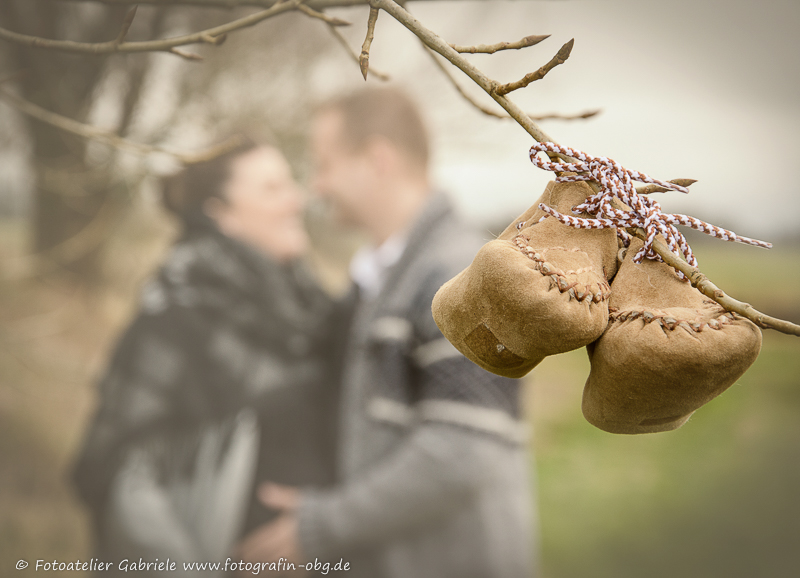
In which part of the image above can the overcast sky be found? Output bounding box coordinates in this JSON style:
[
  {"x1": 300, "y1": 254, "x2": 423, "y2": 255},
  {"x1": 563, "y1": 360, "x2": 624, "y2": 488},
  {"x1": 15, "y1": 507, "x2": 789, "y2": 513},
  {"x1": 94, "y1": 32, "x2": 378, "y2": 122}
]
[{"x1": 314, "y1": 0, "x2": 799, "y2": 238}]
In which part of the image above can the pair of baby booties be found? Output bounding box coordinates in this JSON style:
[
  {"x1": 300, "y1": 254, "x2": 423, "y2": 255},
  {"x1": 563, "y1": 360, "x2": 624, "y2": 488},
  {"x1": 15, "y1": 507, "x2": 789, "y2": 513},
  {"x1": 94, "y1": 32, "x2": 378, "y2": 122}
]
[{"x1": 432, "y1": 180, "x2": 762, "y2": 434}]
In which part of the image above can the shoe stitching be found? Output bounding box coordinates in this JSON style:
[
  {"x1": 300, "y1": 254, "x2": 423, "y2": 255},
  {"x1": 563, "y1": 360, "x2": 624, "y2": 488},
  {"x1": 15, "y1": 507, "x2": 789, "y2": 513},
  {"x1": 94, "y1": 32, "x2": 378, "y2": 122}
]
[
  {"x1": 513, "y1": 235, "x2": 610, "y2": 304},
  {"x1": 608, "y1": 310, "x2": 739, "y2": 332}
]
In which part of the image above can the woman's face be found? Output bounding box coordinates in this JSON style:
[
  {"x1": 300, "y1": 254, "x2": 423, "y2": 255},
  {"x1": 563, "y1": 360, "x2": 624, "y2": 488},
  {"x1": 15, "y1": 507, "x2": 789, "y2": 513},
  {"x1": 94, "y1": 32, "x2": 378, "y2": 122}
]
[{"x1": 206, "y1": 147, "x2": 308, "y2": 261}]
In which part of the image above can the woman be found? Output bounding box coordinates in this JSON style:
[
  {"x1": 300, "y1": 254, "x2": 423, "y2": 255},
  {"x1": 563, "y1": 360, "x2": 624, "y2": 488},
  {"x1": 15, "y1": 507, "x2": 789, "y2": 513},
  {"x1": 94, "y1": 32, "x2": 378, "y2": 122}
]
[{"x1": 73, "y1": 140, "x2": 339, "y2": 571}]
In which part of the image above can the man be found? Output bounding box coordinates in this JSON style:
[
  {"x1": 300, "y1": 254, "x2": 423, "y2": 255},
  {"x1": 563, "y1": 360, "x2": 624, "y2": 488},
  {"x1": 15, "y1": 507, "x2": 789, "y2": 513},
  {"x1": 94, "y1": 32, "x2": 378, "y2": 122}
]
[{"x1": 238, "y1": 88, "x2": 535, "y2": 578}]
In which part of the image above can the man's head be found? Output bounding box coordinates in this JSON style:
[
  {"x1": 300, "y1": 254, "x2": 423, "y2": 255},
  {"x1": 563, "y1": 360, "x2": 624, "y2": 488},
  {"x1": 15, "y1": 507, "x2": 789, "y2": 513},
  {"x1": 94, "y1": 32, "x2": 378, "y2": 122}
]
[{"x1": 311, "y1": 87, "x2": 431, "y2": 243}]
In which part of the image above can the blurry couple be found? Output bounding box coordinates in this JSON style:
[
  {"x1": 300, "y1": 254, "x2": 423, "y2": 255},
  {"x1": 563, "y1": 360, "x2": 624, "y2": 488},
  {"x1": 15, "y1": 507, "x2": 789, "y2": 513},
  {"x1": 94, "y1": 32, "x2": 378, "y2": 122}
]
[{"x1": 74, "y1": 88, "x2": 535, "y2": 578}]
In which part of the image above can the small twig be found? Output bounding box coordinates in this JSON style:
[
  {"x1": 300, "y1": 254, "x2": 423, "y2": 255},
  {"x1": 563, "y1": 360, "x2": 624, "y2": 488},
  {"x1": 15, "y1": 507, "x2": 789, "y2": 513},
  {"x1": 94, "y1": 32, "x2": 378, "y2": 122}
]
[
  {"x1": 359, "y1": 4, "x2": 379, "y2": 80},
  {"x1": 181, "y1": 134, "x2": 248, "y2": 164},
  {"x1": 424, "y1": 44, "x2": 597, "y2": 122},
  {"x1": 374, "y1": 0, "x2": 560, "y2": 143},
  {"x1": 495, "y1": 38, "x2": 574, "y2": 96},
  {"x1": 328, "y1": 24, "x2": 390, "y2": 80},
  {"x1": 297, "y1": 4, "x2": 352, "y2": 26},
  {"x1": 169, "y1": 47, "x2": 204, "y2": 61},
  {"x1": 450, "y1": 34, "x2": 550, "y2": 54},
  {"x1": 528, "y1": 109, "x2": 601, "y2": 121},
  {"x1": 114, "y1": 5, "x2": 138, "y2": 46},
  {"x1": 636, "y1": 178, "x2": 697, "y2": 195},
  {"x1": 423, "y1": 43, "x2": 505, "y2": 117},
  {"x1": 200, "y1": 33, "x2": 227, "y2": 45},
  {"x1": 0, "y1": 87, "x2": 244, "y2": 164}
]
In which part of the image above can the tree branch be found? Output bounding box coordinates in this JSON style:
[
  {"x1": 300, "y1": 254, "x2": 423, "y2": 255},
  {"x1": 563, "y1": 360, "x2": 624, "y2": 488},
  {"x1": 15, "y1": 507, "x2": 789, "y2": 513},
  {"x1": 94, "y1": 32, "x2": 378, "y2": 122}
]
[
  {"x1": 423, "y1": 43, "x2": 506, "y2": 118},
  {"x1": 424, "y1": 44, "x2": 597, "y2": 122},
  {"x1": 113, "y1": 5, "x2": 138, "y2": 45},
  {"x1": 374, "y1": 0, "x2": 557, "y2": 144},
  {"x1": 297, "y1": 4, "x2": 352, "y2": 26},
  {"x1": 14, "y1": 0, "x2": 795, "y2": 336},
  {"x1": 628, "y1": 227, "x2": 800, "y2": 336},
  {"x1": 0, "y1": 87, "x2": 245, "y2": 164},
  {"x1": 359, "y1": 4, "x2": 379, "y2": 80},
  {"x1": 169, "y1": 47, "x2": 205, "y2": 61},
  {"x1": 450, "y1": 34, "x2": 550, "y2": 54},
  {"x1": 43, "y1": 0, "x2": 468, "y2": 9},
  {"x1": 528, "y1": 109, "x2": 601, "y2": 121},
  {"x1": 373, "y1": 0, "x2": 797, "y2": 337},
  {"x1": 45, "y1": 0, "x2": 345, "y2": 7},
  {"x1": 328, "y1": 23, "x2": 390, "y2": 80},
  {"x1": 0, "y1": 0, "x2": 303, "y2": 57},
  {"x1": 495, "y1": 38, "x2": 573, "y2": 96}
]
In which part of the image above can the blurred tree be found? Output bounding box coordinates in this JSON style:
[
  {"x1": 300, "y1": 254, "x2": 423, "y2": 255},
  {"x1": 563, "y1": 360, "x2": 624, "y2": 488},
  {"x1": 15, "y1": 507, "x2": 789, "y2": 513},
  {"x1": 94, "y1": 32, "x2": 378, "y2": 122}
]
[
  {"x1": 0, "y1": 0, "x2": 333, "y2": 280},
  {"x1": 0, "y1": 1, "x2": 162, "y2": 277}
]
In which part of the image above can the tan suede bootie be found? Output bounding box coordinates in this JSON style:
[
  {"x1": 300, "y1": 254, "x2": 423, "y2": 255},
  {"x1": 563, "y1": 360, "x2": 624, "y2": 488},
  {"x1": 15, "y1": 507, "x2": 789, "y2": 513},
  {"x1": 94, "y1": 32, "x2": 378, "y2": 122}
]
[
  {"x1": 432, "y1": 180, "x2": 619, "y2": 378},
  {"x1": 582, "y1": 237, "x2": 763, "y2": 434}
]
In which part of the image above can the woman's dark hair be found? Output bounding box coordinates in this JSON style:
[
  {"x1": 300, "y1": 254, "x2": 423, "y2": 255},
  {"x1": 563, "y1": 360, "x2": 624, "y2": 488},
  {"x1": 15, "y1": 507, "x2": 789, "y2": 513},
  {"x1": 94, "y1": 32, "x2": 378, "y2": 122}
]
[{"x1": 161, "y1": 136, "x2": 258, "y2": 224}]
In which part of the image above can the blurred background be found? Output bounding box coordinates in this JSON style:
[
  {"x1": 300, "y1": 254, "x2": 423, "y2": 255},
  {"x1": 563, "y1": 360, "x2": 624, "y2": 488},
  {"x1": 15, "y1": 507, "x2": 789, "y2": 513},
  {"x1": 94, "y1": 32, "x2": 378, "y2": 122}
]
[{"x1": 1, "y1": 0, "x2": 798, "y2": 576}]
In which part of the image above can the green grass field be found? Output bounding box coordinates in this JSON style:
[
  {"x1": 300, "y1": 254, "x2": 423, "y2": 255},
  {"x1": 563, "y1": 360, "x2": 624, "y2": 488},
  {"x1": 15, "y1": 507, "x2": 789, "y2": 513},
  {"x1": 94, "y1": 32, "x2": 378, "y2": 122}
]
[{"x1": 529, "y1": 240, "x2": 800, "y2": 578}]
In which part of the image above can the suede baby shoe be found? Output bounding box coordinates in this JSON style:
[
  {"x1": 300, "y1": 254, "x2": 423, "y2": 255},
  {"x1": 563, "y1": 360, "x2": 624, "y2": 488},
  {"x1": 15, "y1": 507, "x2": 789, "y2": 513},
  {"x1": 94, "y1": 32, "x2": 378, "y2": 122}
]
[
  {"x1": 582, "y1": 237, "x2": 763, "y2": 434},
  {"x1": 432, "y1": 179, "x2": 619, "y2": 378}
]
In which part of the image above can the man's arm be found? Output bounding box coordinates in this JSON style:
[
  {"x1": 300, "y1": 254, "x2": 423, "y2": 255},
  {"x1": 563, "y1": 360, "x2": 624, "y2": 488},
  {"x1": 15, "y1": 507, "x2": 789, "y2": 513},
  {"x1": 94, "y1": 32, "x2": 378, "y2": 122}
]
[{"x1": 295, "y1": 412, "x2": 518, "y2": 558}]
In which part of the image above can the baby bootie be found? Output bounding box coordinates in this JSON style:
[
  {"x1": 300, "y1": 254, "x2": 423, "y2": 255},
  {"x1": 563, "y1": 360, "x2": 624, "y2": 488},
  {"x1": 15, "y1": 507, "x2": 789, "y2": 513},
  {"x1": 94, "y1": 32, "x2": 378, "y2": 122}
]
[
  {"x1": 582, "y1": 237, "x2": 762, "y2": 434},
  {"x1": 432, "y1": 179, "x2": 619, "y2": 378}
]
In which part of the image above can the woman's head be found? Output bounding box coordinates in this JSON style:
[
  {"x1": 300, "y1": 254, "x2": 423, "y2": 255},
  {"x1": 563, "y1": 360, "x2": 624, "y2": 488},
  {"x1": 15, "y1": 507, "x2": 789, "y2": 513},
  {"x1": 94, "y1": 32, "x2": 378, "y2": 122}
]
[{"x1": 162, "y1": 141, "x2": 308, "y2": 262}]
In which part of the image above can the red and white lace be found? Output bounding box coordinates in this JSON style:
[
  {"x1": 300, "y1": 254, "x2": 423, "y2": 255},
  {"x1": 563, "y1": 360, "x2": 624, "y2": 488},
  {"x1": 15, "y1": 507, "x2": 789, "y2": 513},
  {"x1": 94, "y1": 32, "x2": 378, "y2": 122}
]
[{"x1": 528, "y1": 142, "x2": 771, "y2": 278}]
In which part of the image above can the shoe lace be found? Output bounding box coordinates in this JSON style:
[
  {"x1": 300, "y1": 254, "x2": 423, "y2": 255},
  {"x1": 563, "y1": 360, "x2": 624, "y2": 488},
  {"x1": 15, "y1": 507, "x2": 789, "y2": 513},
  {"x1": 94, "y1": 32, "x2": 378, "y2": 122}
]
[{"x1": 528, "y1": 142, "x2": 771, "y2": 279}]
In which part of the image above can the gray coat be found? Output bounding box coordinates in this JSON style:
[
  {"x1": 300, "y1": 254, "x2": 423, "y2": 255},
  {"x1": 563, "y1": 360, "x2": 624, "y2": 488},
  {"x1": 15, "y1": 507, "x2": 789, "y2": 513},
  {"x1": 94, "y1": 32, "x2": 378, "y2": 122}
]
[{"x1": 297, "y1": 193, "x2": 536, "y2": 578}]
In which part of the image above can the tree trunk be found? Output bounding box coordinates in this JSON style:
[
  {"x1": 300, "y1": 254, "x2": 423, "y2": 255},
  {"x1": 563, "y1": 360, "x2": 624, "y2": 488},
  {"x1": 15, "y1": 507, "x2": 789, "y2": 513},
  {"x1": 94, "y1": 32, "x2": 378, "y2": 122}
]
[{"x1": 1, "y1": 1, "x2": 127, "y2": 279}]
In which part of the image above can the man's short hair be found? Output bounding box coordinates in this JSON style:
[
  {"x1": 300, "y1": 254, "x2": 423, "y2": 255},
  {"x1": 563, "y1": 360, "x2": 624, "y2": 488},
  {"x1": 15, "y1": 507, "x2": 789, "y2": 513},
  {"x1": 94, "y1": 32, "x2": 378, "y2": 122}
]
[{"x1": 319, "y1": 87, "x2": 429, "y2": 169}]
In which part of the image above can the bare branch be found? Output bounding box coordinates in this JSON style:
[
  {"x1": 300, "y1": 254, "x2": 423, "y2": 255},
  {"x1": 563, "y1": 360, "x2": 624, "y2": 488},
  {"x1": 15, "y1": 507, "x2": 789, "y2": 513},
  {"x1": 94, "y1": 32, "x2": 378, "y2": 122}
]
[
  {"x1": 14, "y1": 0, "x2": 796, "y2": 336},
  {"x1": 528, "y1": 109, "x2": 601, "y2": 121},
  {"x1": 423, "y1": 43, "x2": 506, "y2": 118},
  {"x1": 373, "y1": 0, "x2": 559, "y2": 147},
  {"x1": 0, "y1": 87, "x2": 244, "y2": 165},
  {"x1": 424, "y1": 43, "x2": 597, "y2": 122},
  {"x1": 450, "y1": 34, "x2": 550, "y2": 54},
  {"x1": 201, "y1": 33, "x2": 227, "y2": 45},
  {"x1": 359, "y1": 5, "x2": 380, "y2": 80},
  {"x1": 627, "y1": 227, "x2": 800, "y2": 336},
  {"x1": 45, "y1": 0, "x2": 544, "y2": 7},
  {"x1": 637, "y1": 178, "x2": 697, "y2": 195},
  {"x1": 169, "y1": 47, "x2": 204, "y2": 61},
  {"x1": 374, "y1": 0, "x2": 796, "y2": 336},
  {"x1": 297, "y1": 4, "x2": 352, "y2": 26},
  {"x1": 44, "y1": 0, "x2": 415, "y2": 8},
  {"x1": 495, "y1": 38, "x2": 573, "y2": 96},
  {"x1": 114, "y1": 5, "x2": 138, "y2": 46},
  {"x1": 328, "y1": 24, "x2": 390, "y2": 80},
  {"x1": 0, "y1": 0, "x2": 303, "y2": 57},
  {"x1": 181, "y1": 135, "x2": 250, "y2": 164}
]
